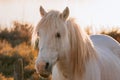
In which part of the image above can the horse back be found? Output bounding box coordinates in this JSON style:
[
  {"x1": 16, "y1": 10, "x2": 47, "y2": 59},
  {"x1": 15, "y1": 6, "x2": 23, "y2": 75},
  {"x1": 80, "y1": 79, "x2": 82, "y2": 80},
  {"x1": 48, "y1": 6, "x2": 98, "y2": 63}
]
[{"x1": 90, "y1": 34, "x2": 120, "y2": 58}]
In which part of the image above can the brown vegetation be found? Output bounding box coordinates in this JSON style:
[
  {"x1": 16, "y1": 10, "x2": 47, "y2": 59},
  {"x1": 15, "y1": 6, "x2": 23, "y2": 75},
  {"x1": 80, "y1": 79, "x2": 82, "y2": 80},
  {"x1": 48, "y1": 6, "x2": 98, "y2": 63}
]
[{"x1": 0, "y1": 21, "x2": 39, "y2": 80}]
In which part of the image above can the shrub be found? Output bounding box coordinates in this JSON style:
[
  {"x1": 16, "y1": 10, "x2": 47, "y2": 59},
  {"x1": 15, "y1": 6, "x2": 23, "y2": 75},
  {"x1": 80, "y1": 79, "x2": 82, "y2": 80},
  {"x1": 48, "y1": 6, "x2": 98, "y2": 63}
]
[
  {"x1": 0, "y1": 21, "x2": 33, "y2": 47},
  {"x1": 0, "y1": 40, "x2": 38, "y2": 79}
]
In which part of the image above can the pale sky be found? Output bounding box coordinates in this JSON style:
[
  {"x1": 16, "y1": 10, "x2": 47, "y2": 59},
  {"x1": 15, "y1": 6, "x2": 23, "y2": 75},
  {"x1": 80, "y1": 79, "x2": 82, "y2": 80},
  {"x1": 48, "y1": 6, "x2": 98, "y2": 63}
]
[{"x1": 0, "y1": 0, "x2": 120, "y2": 31}]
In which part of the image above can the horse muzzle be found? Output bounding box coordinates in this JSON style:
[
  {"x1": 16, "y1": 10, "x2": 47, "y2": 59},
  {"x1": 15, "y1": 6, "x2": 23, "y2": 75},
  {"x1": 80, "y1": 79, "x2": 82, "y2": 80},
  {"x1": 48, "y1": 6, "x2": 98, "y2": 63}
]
[{"x1": 35, "y1": 61, "x2": 52, "y2": 78}]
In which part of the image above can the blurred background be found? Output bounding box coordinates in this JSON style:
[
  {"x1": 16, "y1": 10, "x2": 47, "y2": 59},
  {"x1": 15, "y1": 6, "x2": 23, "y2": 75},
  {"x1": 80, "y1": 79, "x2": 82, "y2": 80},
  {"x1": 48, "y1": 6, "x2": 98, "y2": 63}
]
[{"x1": 0, "y1": 0, "x2": 120, "y2": 80}]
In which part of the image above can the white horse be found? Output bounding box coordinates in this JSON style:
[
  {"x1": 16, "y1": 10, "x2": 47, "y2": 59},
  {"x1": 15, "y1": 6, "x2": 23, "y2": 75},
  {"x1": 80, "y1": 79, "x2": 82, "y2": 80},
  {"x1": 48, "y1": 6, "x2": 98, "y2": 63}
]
[{"x1": 32, "y1": 6, "x2": 120, "y2": 80}]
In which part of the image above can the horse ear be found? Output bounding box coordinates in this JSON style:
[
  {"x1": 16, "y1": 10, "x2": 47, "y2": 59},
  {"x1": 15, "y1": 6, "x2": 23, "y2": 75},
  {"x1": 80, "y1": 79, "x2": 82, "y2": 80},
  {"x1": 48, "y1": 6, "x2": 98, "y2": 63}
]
[
  {"x1": 60, "y1": 7, "x2": 69, "y2": 20},
  {"x1": 40, "y1": 6, "x2": 47, "y2": 17}
]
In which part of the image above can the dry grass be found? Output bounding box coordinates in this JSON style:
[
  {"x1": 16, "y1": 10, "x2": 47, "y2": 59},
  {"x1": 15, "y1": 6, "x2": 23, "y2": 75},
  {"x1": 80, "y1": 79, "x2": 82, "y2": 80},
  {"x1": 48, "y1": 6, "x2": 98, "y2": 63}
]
[
  {"x1": 0, "y1": 73, "x2": 13, "y2": 80},
  {"x1": 0, "y1": 21, "x2": 39, "y2": 79},
  {"x1": 0, "y1": 40, "x2": 40, "y2": 79}
]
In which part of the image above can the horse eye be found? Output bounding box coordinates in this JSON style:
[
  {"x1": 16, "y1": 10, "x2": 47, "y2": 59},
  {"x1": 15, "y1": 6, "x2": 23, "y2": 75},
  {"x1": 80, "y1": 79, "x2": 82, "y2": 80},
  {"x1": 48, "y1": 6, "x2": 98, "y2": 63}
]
[{"x1": 55, "y1": 32, "x2": 61, "y2": 38}]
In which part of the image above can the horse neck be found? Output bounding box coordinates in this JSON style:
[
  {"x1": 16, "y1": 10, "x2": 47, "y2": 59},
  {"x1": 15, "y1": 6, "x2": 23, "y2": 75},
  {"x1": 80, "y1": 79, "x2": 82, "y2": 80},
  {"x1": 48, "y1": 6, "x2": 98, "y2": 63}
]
[
  {"x1": 57, "y1": 19, "x2": 97, "y2": 79},
  {"x1": 56, "y1": 55, "x2": 73, "y2": 80}
]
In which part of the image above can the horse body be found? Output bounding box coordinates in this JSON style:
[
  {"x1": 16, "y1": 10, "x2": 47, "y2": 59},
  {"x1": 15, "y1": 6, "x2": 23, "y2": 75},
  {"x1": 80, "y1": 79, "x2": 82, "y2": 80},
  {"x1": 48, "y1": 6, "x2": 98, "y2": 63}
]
[
  {"x1": 91, "y1": 35, "x2": 120, "y2": 57},
  {"x1": 52, "y1": 35, "x2": 120, "y2": 80},
  {"x1": 90, "y1": 35, "x2": 120, "y2": 80},
  {"x1": 32, "y1": 6, "x2": 120, "y2": 80}
]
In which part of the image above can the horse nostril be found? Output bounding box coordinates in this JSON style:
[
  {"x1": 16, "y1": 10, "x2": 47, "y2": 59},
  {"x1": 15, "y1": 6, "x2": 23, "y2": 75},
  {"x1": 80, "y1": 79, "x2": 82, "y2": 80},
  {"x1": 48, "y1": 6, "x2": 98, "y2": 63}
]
[{"x1": 45, "y1": 62, "x2": 49, "y2": 70}]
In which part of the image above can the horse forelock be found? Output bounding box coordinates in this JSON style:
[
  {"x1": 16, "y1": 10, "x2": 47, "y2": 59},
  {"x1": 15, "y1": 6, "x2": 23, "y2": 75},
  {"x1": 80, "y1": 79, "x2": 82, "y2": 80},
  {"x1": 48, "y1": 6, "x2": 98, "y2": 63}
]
[
  {"x1": 66, "y1": 18, "x2": 97, "y2": 78},
  {"x1": 31, "y1": 10, "x2": 62, "y2": 48}
]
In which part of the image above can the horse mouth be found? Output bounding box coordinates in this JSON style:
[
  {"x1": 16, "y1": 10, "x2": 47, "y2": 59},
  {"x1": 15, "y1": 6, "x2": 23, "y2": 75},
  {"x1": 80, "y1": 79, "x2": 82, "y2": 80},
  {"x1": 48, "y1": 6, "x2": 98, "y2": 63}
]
[{"x1": 40, "y1": 72, "x2": 51, "y2": 78}]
